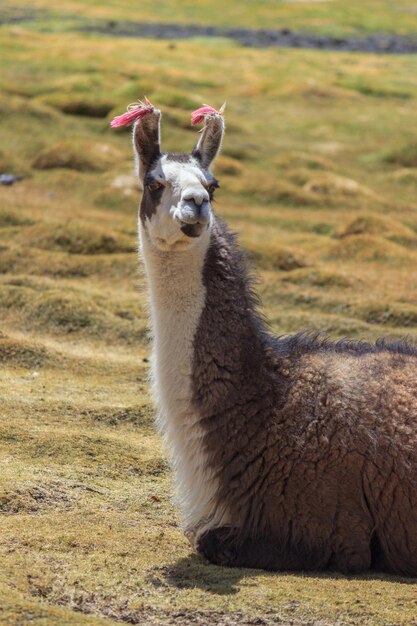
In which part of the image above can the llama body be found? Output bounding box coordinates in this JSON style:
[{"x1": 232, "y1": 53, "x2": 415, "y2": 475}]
[{"x1": 132, "y1": 102, "x2": 417, "y2": 575}]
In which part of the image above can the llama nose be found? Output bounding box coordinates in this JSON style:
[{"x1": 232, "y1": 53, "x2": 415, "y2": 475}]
[
  {"x1": 181, "y1": 193, "x2": 210, "y2": 225},
  {"x1": 182, "y1": 188, "x2": 209, "y2": 208}
]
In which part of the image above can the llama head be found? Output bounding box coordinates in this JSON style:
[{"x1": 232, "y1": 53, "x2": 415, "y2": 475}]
[{"x1": 132, "y1": 104, "x2": 224, "y2": 252}]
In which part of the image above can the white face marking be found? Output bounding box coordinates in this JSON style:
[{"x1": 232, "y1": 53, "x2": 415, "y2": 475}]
[{"x1": 143, "y1": 156, "x2": 213, "y2": 252}]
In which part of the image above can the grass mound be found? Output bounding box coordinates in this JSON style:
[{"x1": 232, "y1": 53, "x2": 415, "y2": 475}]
[
  {"x1": 0, "y1": 482, "x2": 73, "y2": 514},
  {"x1": 0, "y1": 333, "x2": 56, "y2": 368},
  {"x1": 0, "y1": 246, "x2": 138, "y2": 278},
  {"x1": 87, "y1": 405, "x2": 154, "y2": 428},
  {"x1": 358, "y1": 302, "x2": 417, "y2": 327},
  {"x1": 161, "y1": 108, "x2": 195, "y2": 131},
  {"x1": 215, "y1": 155, "x2": 244, "y2": 177},
  {"x1": 337, "y1": 214, "x2": 412, "y2": 238},
  {"x1": 273, "y1": 152, "x2": 331, "y2": 171},
  {"x1": 0, "y1": 425, "x2": 167, "y2": 478},
  {"x1": 0, "y1": 149, "x2": 30, "y2": 177},
  {"x1": 303, "y1": 173, "x2": 379, "y2": 201},
  {"x1": 231, "y1": 176, "x2": 320, "y2": 207},
  {"x1": 110, "y1": 174, "x2": 139, "y2": 194},
  {"x1": 28, "y1": 292, "x2": 146, "y2": 342},
  {"x1": 221, "y1": 145, "x2": 252, "y2": 161},
  {"x1": 282, "y1": 80, "x2": 360, "y2": 101},
  {"x1": 383, "y1": 142, "x2": 417, "y2": 167},
  {"x1": 249, "y1": 243, "x2": 308, "y2": 271},
  {"x1": 27, "y1": 291, "x2": 101, "y2": 333},
  {"x1": 24, "y1": 221, "x2": 136, "y2": 255},
  {"x1": 390, "y1": 168, "x2": 417, "y2": 185},
  {"x1": 41, "y1": 93, "x2": 114, "y2": 118},
  {"x1": 32, "y1": 142, "x2": 122, "y2": 172},
  {"x1": 151, "y1": 89, "x2": 201, "y2": 111},
  {"x1": 0, "y1": 282, "x2": 147, "y2": 342},
  {"x1": 95, "y1": 188, "x2": 141, "y2": 213},
  {"x1": 0, "y1": 209, "x2": 32, "y2": 228},
  {"x1": 281, "y1": 268, "x2": 358, "y2": 289},
  {"x1": 337, "y1": 77, "x2": 412, "y2": 100},
  {"x1": 327, "y1": 234, "x2": 410, "y2": 263},
  {"x1": 337, "y1": 215, "x2": 417, "y2": 249},
  {"x1": 0, "y1": 94, "x2": 58, "y2": 122}
]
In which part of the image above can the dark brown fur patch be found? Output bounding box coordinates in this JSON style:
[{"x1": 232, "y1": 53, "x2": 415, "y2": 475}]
[
  {"x1": 192, "y1": 115, "x2": 224, "y2": 169},
  {"x1": 192, "y1": 217, "x2": 417, "y2": 575},
  {"x1": 140, "y1": 183, "x2": 164, "y2": 225},
  {"x1": 139, "y1": 159, "x2": 166, "y2": 225},
  {"x1": 133, "y1": 110, "x2": 161, "y2": 179}
]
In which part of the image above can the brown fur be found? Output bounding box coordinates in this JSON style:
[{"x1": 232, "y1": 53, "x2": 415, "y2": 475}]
[
  {"x1": 194, "y1": 219, "x2": 417, "y2": 575},
  {"x1": 133, "y1": 109, "x2": 161, "y2": 178},
  {"x1": 192, "y1": 114, "x2": 224, "y2": 169}
]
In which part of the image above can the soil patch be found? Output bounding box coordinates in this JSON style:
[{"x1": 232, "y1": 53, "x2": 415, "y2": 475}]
[{"x1": 78, "y1": 20, "x2": 417, "y2": 54}]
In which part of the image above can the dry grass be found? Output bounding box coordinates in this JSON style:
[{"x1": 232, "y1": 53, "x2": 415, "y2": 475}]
[{"x1": 1, "y1": 4, "x2": 417, "y2": 625}]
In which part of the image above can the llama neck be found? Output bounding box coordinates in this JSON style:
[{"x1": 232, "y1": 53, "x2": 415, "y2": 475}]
[
  {"x1": 140, "y1": 227, "x2": 210, "y2": 424},
  {"x1": 140, "y1": 225, "x2": 216, "y2": 535},
  {"x1": 141, "y1": 218, "x2": 268, "y2": 419},
  {"x1": 192, "y1": 218, "x2": 270, "y2": 416},
  {"x1": 139, "y1": 218, "x2": 269, "y2": 538}
]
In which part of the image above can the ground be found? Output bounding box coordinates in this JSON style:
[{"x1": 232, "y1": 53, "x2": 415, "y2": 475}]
[{"x1": 1, "y1": 2, "x2": 417, "y2": 625}]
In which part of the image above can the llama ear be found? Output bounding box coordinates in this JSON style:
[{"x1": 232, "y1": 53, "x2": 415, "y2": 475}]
[
  {"x1": 191, "y1": 105, "x2": 225, "y2": 170},
  {"x1": 132, "y1": 108, "x2": 162, "y2": 182}
]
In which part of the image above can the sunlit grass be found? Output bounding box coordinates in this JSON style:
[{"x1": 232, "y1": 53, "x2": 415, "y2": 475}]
[{"x1": 0, "y1": 11, "x2": 417, "y2": 626}]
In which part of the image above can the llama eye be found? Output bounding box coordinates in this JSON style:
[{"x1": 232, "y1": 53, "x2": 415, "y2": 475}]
[
  {"x1": 147, "y1": 181, "x2": 163, "y2": 192},
  {"x1": 207, "y1": 183, "x2": 218, "y2": 196}
]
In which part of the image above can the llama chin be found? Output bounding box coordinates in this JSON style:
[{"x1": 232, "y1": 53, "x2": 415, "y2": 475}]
[{"x1": 119, "y1": 99, "x2": 417, "y2": 576}]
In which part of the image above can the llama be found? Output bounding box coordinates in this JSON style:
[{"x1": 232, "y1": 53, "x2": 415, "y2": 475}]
[{"x1": 124, "y1": 100, "x2": 417, "y2": 575}]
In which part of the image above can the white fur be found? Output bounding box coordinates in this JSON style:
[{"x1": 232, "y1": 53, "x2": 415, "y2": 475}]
[
  {"x1": 139, "y1": 157, "x2": 229, "y2": 543},
  {"x1": 144, "y1": 157, "x2": 210, "y2": 252}
]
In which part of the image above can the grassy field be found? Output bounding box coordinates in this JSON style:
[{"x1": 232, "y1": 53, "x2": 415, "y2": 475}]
[
  {"x1": 9, "y1": 0, "x2": 417, "y2": 36},
  {"x1": 1, "y1": 2, "x2": 417, "y2": 625}
]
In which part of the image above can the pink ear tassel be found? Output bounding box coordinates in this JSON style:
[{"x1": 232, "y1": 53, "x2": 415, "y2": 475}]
[
  {"x1": 191, "y1": 103, "x2": 225, "y2": 126},
  {"x1": 110, "y1": 97, "x2": 154, "y2": 128}
]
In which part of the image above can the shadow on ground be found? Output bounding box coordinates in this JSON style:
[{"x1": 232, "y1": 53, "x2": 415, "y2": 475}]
[{"x1": 164, "y1": 555, "x2": 417, "y2": 596}]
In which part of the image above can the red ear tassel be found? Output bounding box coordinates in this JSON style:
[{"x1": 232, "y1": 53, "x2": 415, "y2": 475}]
[
  {"x1": 191, "y1": 103, "x2": 225, "y2": 126},
  {"x1": 110, "y1": 97, "x2": 154, "y2": 128}
]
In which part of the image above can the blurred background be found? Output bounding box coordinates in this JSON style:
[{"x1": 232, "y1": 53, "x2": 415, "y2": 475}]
[{"x1": 1, "y1": 2, "x2": 417, "y2": 624}]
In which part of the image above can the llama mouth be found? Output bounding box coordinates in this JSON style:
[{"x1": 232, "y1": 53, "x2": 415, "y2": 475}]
[{"x1": 180, "y1": 223, "x2": 206, "y2": 238}]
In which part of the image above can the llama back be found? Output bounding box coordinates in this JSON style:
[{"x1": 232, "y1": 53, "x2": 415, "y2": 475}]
[
  {"x1": 251, "y1": 346, "x2": 417, "y2": 574},
  {"x1": 276, "y1": 339, "x2": 417, "y2": 464}
]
